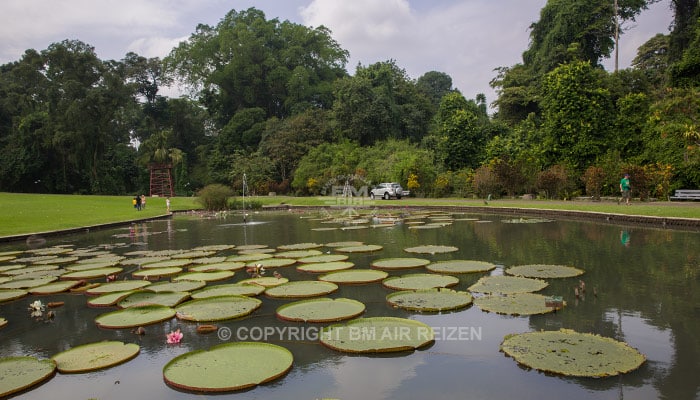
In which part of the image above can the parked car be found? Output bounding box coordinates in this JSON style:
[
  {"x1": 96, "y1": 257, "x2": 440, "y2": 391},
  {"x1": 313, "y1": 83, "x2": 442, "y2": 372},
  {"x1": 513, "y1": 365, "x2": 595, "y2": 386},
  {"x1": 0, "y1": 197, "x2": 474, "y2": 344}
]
[{"x1": 369, "y1": 182, "x2": 404, "y2": 200}]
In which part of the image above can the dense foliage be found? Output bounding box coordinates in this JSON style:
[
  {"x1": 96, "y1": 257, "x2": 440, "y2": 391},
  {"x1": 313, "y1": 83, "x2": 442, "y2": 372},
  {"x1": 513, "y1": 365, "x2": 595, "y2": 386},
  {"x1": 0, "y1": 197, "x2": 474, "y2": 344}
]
[{"x1": 0, "y1": 3, "x2": 698, "y2": 199}]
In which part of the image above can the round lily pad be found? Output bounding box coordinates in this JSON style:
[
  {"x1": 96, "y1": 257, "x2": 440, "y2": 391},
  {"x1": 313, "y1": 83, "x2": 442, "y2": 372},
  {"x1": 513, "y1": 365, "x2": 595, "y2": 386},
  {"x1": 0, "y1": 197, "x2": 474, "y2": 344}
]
[
  {"x1": 474, "y1": 293, "x2": 565, "y2": 315},
  {"x1": 193, "y1": 244, "x2": 235, "y2": 252},
  {"x1": 382, "y1": 273, "x2": 459, "y2": 290},
  {"x1": 60, "y1": 267, "x2": 123, "y2": 280},
  {"x1": 505, "y1": 264, "x2": 585, "y2": 279},
  {"x1": 66, "y1": 261, "x2": 120, "y2": 271},
  {"x1": 86, "y1": 280, "x2": 152, "y2": 295},
  {"x1": 132, "y1": 267, "x2": 182, "y2": 280},
  {"x1": 119, "y1": 256, "x2": 170, "y2": 266},
  {"x1": 297, "y1": 254, "x2": 349, "y2": 263},
  {"x1": 265, "y1": 281, "x2": 338, "y2": 298},
  {"x1": 95, "y1": 305, "x2": 176, "y2": 329},
  {"x1": 192, "y1": 257, "x2": 227, "y2": 265},
  {"x1": 234, "y1": 244, "x2": 269, "y2": 251},
  {"x1": 500, "y1": 329, "x2": 646, "y2": 377},
  {"x1": 325, "y1": 241, "x2": 364, "y2": 248},
  {"x1": 335, "y1": 245, "x2": 383, "y2": 253},
  {"x1": 237, "y1": 248, "x2": 276, "y2": 254},
  {"x1": 275, "y1": 250, "x2": 323, "y2": 259},
  {"x1": 371, "y1": 257, "x2": 431, "y2": 270},
  {"x1": 3, "y1": 265, "x2": 59, "y2": 275},
  {"x1": 147, "y1": 280, "x2": 206, "y2": 293},
  {"x1": 141, "y1": 259, "x2": 193, "y2": 269},
  {"x1": 51, "y1": 341, "x2": 140, "y2": 373},
  {"x1": 0, "y1": 317, "x2": 6, "y2": 328},
  {"x1": 188, "y1": 261, "x2": 245, "y2": 272},
  {"x1": 386, "y1": 289, "x2": 473, "y2": 312},
  {"x1": 468, "y1": 275, "x2": 548, "y2": 294},
  {"x1": 163, "y1": 342, "x2": 293, "y2": 392},
  {"x1": 246, "y1": 258, "x2": 297, "y2": 268},
  {"x1": 319, "y1": 269, "x2": 388, "y2": 284},
  {"x1": 0, "y1": 289, "x2": 28, "y2": 303},
  {"x1": 426, "y1": 260, "x2": 497, "y2": 274},
  {"x1": 0, "y1": 356, "x2": 56, "y2": 397},
  {"x1": 87, "y1": 291, "x2": 136, "y2": 307},
  {"x1": 191, "y1": 283, "x2": 265, "y2": 299},
  {"x1": 173, "y1": 271, "x2": 234, "y2": 282},
  {"x1": 171, "y1": 250, "x2": 216, "y2": 259},
  {"x1": 175, "y1": 295, "x2": 262, "y2": 322},
  {"x1": 277, "y1": 243, "x2": 322, "y2": 250},
  {"x1": 296, "y1": 261, "x2": 355, "y2": 273},
  {"x1": 320, "y1": 317, "x2": 434, "y2": 353},
  {"x1": 237, "y1": 277, "x2": 289, "y2": 287},
  {"x1": 404, "y1": 245, "x2": 459, "y2": 254},
  {"x1": 276, "y1": 298, "x2": 365, "y2": 322},
  {"x1": 227, "y1": 253, "x2": 273, "y2": 263},
  {"x1": 118, "y1": 291, "x2": 190, "y2": 308},
  {"x1": 29, "y1": 280, "x2": 82, "y2": 295}
]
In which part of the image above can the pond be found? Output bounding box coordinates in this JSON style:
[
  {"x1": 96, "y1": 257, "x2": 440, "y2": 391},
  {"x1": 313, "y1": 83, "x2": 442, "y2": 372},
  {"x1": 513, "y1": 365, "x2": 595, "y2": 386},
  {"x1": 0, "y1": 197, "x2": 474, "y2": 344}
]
[{"x1": 0, "y1": 209, "x2": 698, "y2": 400}]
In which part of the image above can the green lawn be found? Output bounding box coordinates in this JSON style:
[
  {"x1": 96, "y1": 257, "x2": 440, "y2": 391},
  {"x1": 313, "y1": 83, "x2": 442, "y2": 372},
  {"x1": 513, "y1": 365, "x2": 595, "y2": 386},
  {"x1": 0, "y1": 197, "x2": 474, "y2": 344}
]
[{"x1": 0, "y1": 192, "x2": 698, "y2": 238}]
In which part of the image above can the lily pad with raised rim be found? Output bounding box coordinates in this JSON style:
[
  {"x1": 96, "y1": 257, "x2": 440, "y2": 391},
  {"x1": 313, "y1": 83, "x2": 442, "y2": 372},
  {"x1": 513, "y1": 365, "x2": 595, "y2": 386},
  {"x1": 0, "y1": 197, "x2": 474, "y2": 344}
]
[
  {"x1": 0, "y1": 317, "x2": 6, "y2": 328},
  {"x1": 276, "y1": 297, "x2": 365, "y2": 322},
  {"x1": 505, "y1": 264, "x2": 585, "y2": 279},
  {"x1": 265, "y1": 281, "x2": 339, "y2": 298},
  {"x1": 237, "y1": 277, "x2": 289, "y2": 287},
  {"x1": 426, "y1": 260, "x2": 497, "y2": 274},
  {"x1": 226, "y1": 253, "x2": 274, "y2": 263},
  {"x1": 173, "y1": 270, "x2": 234, "y2": 282},
  {"x1": 468, "y1": 275, "x2": 548, "y2": 294},
  {"x1": 175, "y1": 295, "x2": 262, "y2": 322},
  {"x1": 500, "y1": 329, "x2": 646, "y2": 377},
  {"x1": 66, "y1": 261, "x2": 120, "y2": 271},
  {"x1": 320, "y1": 317, "x2": 434, "y2": 353},
  {"x1": 319, "y1": 269, "x2": 388, "y2": 284},
  {"x1": 191, "y1": 283, "x2": 265, "y2": 299},
  {"x1": 87, "y1": 291, "x2": 136, "y2": 307},
  {"x1": 140, "y1": 259, "x2": 193, "y2": 269},
  {"x1": 277, "y1": 243, "x2": 322, "y2": 250},
  {"x1": 60, "y1": 267, "x2": 123, "y2": 280},
  {"x1": 0, "y1": 289, "x2": 28, "y2": 303},
  {"x1": 386, "y1": 289, "x2": 473, "y2": 312},
  {"x1": 296, "y1": 261, "x2": 354, "y2": 273},
  {"x1": 29, "y1": 280, "x2": 82, "y2": 295},
  {"x1": 118, "y1": 291, "x2": 190, "y2": 308},
  {"x1": 162, "y1": 342, "x2": 293, "y2": 392},
  {"x1": 86, "y1": 280, "x2": 152, "y2": 295},
  {"x1": 188, "y1": 261, "x2": 245, "y2": 272},
  {"x1": 297, "y1": 254, "x2": 349, "y2": 263},
  {"x1": 474, "y1": 293, "x2": 565, "y2": 316},
  {"x1": 246, "y1": 258, "x2": 297, "y2": 268},
  {"x1": 147, "y1": 280, "x2": 206, "y2": 293},
  {"x1": 0, "y1": 356, "x2": 56, "y2": 397},
  {"x1": 382, "y1": 273, "x2": 460, "y2": 290},
  {"x1": 274, "y1": 250, "x2": 323, "y2": 259},
  {"x1": 371, "y1": 257, "x2": 431, "y2": 270},
  {"x1": 132, "y1": 267, "x2": 183, "y2": 280},
  {"x1": 95, "y1": 305, "x2": 176, "y2": 329},
  {"x1": 0, "y1": 277, "x2": 58, "y2": 289},
  {"x1": 51, "y1": 341, "x2": 140, "y2": 373},
  {"x1": 404, "y1": 245, "x2": 459, "y2": 254},
  {"x1": 234, "y1": 244, "x2": 269, "y2": 251},
  {"x1": 324, "y1": 241, "x2": 364, "y2": 248},
  {"x1": 335, "y1": 244, "x2": 383, "y2": 253}
]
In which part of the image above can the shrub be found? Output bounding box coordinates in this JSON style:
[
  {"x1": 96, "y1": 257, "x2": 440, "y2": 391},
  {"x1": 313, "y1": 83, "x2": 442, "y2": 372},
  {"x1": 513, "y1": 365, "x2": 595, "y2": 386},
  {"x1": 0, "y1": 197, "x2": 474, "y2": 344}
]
[
  {"x1": 197, "y1": 184, "x2": 234, "y2": 211},
  {"x1": 473, "y1": 165, "x2": 500, "y2": 198},
  {"x1": 581, "y1": 166, "x2": 606, "y2": 200},
  {"x1": 536, "y1": 165, "x2": 572, "y2": 199}
]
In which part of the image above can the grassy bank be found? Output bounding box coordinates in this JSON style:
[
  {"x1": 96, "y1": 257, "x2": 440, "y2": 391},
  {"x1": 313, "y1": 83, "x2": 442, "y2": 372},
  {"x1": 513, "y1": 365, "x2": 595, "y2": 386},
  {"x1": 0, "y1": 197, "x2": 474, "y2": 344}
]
[{"x1": 0, "y1": 192, "x2": 698, "y2": 237}]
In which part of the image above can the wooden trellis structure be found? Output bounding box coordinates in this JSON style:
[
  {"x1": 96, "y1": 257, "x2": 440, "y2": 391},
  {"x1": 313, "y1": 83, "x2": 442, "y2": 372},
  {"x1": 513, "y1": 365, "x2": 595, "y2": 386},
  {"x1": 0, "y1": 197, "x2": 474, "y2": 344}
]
[{"x1": 149, "y1": 163, "x2": 174, "y2": 198}]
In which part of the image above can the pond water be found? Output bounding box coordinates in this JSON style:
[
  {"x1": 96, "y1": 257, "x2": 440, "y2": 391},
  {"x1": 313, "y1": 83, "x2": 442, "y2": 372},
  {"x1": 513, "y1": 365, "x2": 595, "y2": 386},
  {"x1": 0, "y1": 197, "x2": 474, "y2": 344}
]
[{"x1": 0, "y1": 210, "x2": 698, "y2": 400}]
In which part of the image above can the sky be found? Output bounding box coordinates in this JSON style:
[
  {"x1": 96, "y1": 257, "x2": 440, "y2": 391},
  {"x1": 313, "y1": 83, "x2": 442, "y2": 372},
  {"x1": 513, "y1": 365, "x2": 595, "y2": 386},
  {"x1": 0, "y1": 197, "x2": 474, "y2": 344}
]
[{"x1": 0, "y1": 0, "x2": 674, "y2": 105}]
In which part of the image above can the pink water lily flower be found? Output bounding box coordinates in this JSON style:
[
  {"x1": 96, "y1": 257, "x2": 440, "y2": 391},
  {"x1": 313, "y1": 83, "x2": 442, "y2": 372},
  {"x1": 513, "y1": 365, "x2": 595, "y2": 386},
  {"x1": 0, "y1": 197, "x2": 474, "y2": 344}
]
[{"x1": 166, "y1": 328, "x2": 183, "y2": 344}]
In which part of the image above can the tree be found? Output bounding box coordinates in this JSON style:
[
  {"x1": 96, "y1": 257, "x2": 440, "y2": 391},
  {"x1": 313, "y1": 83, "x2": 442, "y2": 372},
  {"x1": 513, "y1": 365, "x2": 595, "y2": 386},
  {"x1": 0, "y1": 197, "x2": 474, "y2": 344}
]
[
  {"x1": 416, "y1": 71, "x2": 454, "y2": 112},
  {"x1": 435, "y1": 92, "x2": 491, "y2": 170}
]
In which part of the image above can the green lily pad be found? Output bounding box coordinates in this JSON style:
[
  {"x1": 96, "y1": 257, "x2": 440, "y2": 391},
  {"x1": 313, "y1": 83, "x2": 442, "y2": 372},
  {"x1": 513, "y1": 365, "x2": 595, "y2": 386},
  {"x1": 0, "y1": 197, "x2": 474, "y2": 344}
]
[
  {"x1": 275, "y1": 249, "x2": 323, "y2": 259},
  {"x1": 95, "y1": 305, "x2": 176, "y2": 329},
  {"x1": 319, "y1": 269, "x2": 388, "y2": 284},
  {"x1": 87, "y1": 291, "x2": 136, "y2": 307},
  {"x1": 3, "y1": 265, "x2": 59, "y2": 275},
  {"x1": 426, "y1": 260, "x2": 497, "y2": 274},
  {"x1": 163, "y1": 342, "x2": 293, "y2": 392},
  {"x1": 227, "y1": 253, "x2": 274, "y2": 262},
  {"x1": 237, "y1": 248, "x2": 277, "y2": 254},
  {"x1": 188, "y1": 261, "x2": 246, "y2": 272},
  {"x1": 404, "y1": 245, "x2": 459, "y2": 254},
  {"x1": 132, "y1": 267, "x2": 183, "y2": 280},
  {"x1": 0, "y1": 289, "x2": 28, "y2": 303},
  {"x1": 0, "y1": 264, "x2": 25, "y2": 273},
  {"x1": 191, "y1": 256, "x2": 227, "y2": 264},
  {"x1": 51, "y1": 341, "x2": 140, "y2": 373},
  {"x1": 147, "y1": 280, "x2": 206, "y2": 293},
  {"x1": 0, "y1": 277, "x2": 58, "y2": 289},
  {"x1": 335, "y1": 245, "x2": 383, "y2": 253},
  {"x1": 175, "y1": 295, "x2": 262, "y2": 322},
  {"x1": 118, "y1": 291, "x2": 190, "y2": 308},
  {"x1": 501, "y1": 217, "x2": 554, "y2": 224},
  {"x1": 237, "y1": 277, "x2": 289, "y2": 287},
  {"x1": 500, "y1": 329, "x2": 646, "y2": 377},
  {"x1": 324, "y1": 241, "x2": 364, "y2": 248},
  {"x1": 277, "y1": 243, "x2": 322, "y2": 250},
  {"x1": 234, "y1": 244, "x2": 269, "y2": 251},
  {"x1": 193, "y1": 244, "x2": 236, "y2": 252},
  {"x1": 60, "y1": 267, "x2": 123, "y2": 280},
  {"x1": 173, "y1": 270, "x2": 234, "y2": 282},
  {"x1": 386, "y1": 289, "x2": 473, "y2": 312},
  {"x1": 29, "y1": 280, "x2": 82, "y2": 295},
  {"x1": 474, "y1": 293, "x2": 565, "y2": 315},
  {"x1": 119, "y1": 256, "x2": 170, "y2": 266},
  {"x1": 171, "y1": 250, "x2": 216, "y2": 259},
  {"x1": 0, "y1": 356, "x2": 56, "y2": 397},
  {"x1": 0, "y1": 317, "x2": 6, "y2": 328},
  {"x1": 371, "y1": 257, "x2": 431, "y2": 270},
  {"x1": 141, "y1": 259, "x2": 193, "y2": 269},
  {"x1": 86, "y1": 280, "x2": 152, "y2": 295},
  {"x1": 265, "y1": 281, "x2": 338, "y2": 298},
  {"x1": 66, "y1": 261, "x2": 120, "y2": 271},
  {"x1": 33, "y1": 256, "x2": 79, "y2": 265},
  {"x1": 382, "y1": 273, "x2": 459, "y2": 290},
  {"x1": 276, "y1": 298, "x2": 365, "y2": 322},
  {"x1": 320, "y1": 317, "x2": 434, "y2": 353},
  {"x1": 191, "y1": 283, "x2": 265, "y2": 299},
  {"x1": 296, "y1": 261, "x2": 355, "y2": 273},
  {"x1": 468, "y1": 275, "x2": 548, "y2": 294},
  {"x1": 297, "y1": 254, "x2": 349, "y2": 263},
  {"x1": 505, "y1": 264, "x2": 585, "y2": 279},
  {"x1": 246, "y1": 258, "x2": 297, "y2": 268}
]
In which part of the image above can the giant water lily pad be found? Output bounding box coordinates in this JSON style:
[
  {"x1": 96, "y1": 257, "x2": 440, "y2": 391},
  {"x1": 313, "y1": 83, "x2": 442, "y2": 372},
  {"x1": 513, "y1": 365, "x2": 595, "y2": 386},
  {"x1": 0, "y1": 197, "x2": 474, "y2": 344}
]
[
  {"x1": 0, "y1": 317, "x2": 6, "y2": 328},
  {"x1": 175, "y1": 295, "x2": 262, "y2": 322},
  {"x1": 95, "y1": 305, "x2": 176, "y2": 328},
  {"x1": 0, "y1": 277, "x2": 58, "y2": 289},
  {"x1": 320, "y1": 317, "x2": 434, "y2": 353},
  {"x1": 0, "y1": 356, "x2": 56, "y2": 397},
  {"x1": 382, "y1": 273, "x2": 459, "y2": 290},
  {"x1": 296, "y1": 261, "x2": 355, "y2": 273},
  {"x1": 237, "y1": 277, "x2": 289, "y2": 287},
  {"x1": 66, "y1": 261, "x2": 120, "y2": 271},
  {"x1": 275, "y1": 250, "x2": 322, "y2": 259},
  {"x1": 3, "y1": 265, "x2": 59, "y2": 275},
  {"x1": 324, "y1": 241, "x2": 364, "y2": 248},
  {"x1": 191, "y1": 283, "x2": 265, "y2": 299},
  {"x1": 86, "y1": 280, "x2": 152, "y2": 295},
  {"x1": 132, "y1": 267, "x2": 183, "y2": 280},
  {"x1": 163, "y1": 342, "x2": 293, "y2": 392},
  {"x1": 29, "y1": 280, "x2": 82, "y2": 295},
  {"x1": 276, "y1": 298, "x2": 365, "y2": 322},
  {"x1": 265, "y1": 281, "x2": 338, "y2": 298},
  {"x1": 188, "y1": 261, "x2": 245, "y2": 272},
  {"x1": 87, "y1": 291, "x2": 136, "y2": 307},
  {"x1": 426, "y1": 260, "x2": 497, "y2": 274},
  {"x1": 246, "y1": 258, "x2": 297, "y2": 268},
  {"x1": 386, "y1": 289, "x2": 473, "y2": 312},
  {"x1": 60, "y1": 267, "x2": 123, "y2": 280},
  {"x1": 500, "y1": 329, "x2": 646, "y2": 377},
  {"x1": 227, "y1": 253, "x2": 273, "y2": 263},
  {"x1": 277, "y1": 243, "x2": 322, "y2": 250},
  {"x1": 171, "y1": 250, "x2": 216, "y2": 259},
  {"x1": 335, "y1": 244, "x2": 383, "y2": 253},
  {"x1": 297, "y1": 254, "x2": 349, "y2": 263},
  {"x1": 371, "y1": 258, "x2": 431, "y2": 270},
  {"x1": 234, "y1": 244, "x2": 268, "y2": 251},
  {"x1": 147, "y1": 280, "x2": 206, "y2": 293},
  {"x1": 173, "y1": 270, "x2": 234, "y2": 282},
  {"x1": 505, "y1": 264, "x2": 585, "y2": 279},
  {"x1": 474, "y1": 293, "x2": 565, "y2": 315},
  {"x1": 118, "y1": 291, "x2": 190, "y2": 308},
  {"x1": 51, "y1": 341, "x2": 140, "y2": 373},
  {"x1": 0, "y1": 289, "x2": 28, "y2": 303},
  {"x1": 141, "y1": 259, "x2": 193, "y2": 269},
  {"x1": 404, "y1": 245, "x2": 459, "y2": 254},
  {"x1": 319, "y1": 269, "x2": 388, "y2": 284},
  {"x1": 468, "y1": 275, "x2": 548, "y2": 294}
]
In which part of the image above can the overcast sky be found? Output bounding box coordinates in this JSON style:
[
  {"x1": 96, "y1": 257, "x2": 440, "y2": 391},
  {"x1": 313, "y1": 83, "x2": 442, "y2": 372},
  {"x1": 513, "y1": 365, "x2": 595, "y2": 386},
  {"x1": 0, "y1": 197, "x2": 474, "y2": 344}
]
[{"x1": 0, "y1": 0, "x2": 673, "y2": 105}]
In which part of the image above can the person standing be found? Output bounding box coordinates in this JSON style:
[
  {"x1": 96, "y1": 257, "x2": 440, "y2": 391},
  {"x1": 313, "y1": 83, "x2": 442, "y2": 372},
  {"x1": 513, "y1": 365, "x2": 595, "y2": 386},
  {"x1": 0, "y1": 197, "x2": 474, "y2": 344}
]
[
  {"x1": 619, "y1": 173, "x2": 631, "y2": 205},
  {"x1": 141, "y1": 195, "x2": 146, "y2": 210},
  {"x1": 166, "y1": 197, "x2": 171, "y2": 213}
]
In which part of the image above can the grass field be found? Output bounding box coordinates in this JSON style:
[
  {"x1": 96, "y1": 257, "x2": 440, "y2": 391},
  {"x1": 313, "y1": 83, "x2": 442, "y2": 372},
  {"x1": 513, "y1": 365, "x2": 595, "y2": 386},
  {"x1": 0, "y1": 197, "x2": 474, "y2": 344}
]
[{"x1": 0, "y1": 192, "x2": 698, "y2": 238}]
